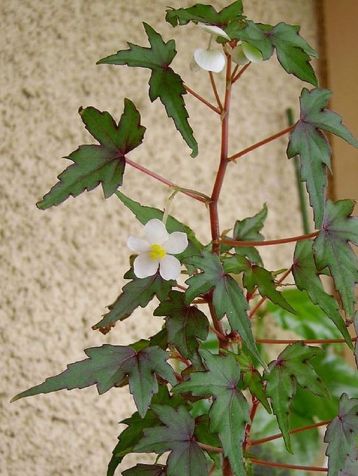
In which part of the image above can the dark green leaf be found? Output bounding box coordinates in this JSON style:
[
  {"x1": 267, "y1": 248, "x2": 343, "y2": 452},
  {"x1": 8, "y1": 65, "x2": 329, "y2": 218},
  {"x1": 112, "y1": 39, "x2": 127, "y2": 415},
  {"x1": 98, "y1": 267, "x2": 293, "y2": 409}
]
[
  {"x1": 242, "y1": 261, "x2": 295, "y2": 314},
  {"x1": 264, "y1": 343, "x2": 327, "y2": 452},
  {"x1": 37, "y1": 99, "x2": 145, "y2": 209},
  {"x1": 293, "y1": 240, "x2": 352, "y2": 346},
  {"x1": 98, "y1": 23, "x2": 197, "y2": 157},
  {"x1": 116, "y1": 191, "x2": 203, "y2": 261},
  {"x1": 93, "y1": 271, "x2": 172, "y2": 331},
  {"x1": 185, "y1": 252, "x2": 263, "y2": 365},
  {"x1": 229, "y1": 204, "x2": 267, "y2": 264},
  {"x1": 12, "y1": 345, "x2": 176, "y2": 417},
  {"x1": 174, "y1": 350, "x2": 249, "y2": 476},
  {"x1": 123, "y1": 465, "x2": 166, "y2": 476},
  {"x1": 313, "y1": 199, "x2": 358, "y2": 317},
  {"x1": 237, "y1": 21, "x2": 318, "y2": 84},
  {"x1": 324, "y1": 394, "x2": 358, "y2": 476},
  {"x1": 165, "y1": 2, "x2": 244, "y2": 29},
  {"x1": 242, "y1": 368, "x2": 271, "y2": 414},
  {"x1": 154, "y1": 291, "x2": 209, "y2": 359},
  {"x1": 135, "y1": 405, "x2": 208, "y2": 476},
  {"x1": 107, "y1": 386, "x2": 182, "y2": 475},
  {"x1": 288, "y1": 89, "x2": 358, "y2": 227}
]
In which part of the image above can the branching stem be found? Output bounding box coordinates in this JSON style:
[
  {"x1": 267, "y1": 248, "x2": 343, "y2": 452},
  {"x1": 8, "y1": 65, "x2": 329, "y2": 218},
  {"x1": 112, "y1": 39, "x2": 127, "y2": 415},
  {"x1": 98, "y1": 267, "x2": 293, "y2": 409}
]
[
  {"x1": 185, "y1": 84, "x2": 221, "y2": 114},
  {"x1": 125, "y1": 157, "x2": 210, "y2": 203},
  {"x1": 250, "y1": 458, "x2": 327, "y2": 472},
  {"x1": 232, "y1": 62, "x2": 251, "y2": 83},
  {"x1": 228, "y1": 124, "x2": 295, "y2": 162},
  {"x1": 221, "y1": 231, "x2": 319, "y2": 247},
  {"x1": 209, "y1": 72, "x2": 223, "y2": 111}
]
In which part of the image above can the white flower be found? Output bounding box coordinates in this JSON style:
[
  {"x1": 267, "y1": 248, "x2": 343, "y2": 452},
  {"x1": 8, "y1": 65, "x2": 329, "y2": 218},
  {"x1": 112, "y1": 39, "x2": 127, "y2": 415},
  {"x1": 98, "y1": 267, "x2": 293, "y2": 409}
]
[
  {"x1": 127, "y1": 219, "x2": 188, "y2": 281},
  {"x1": 193, "y1": 23, "x2": 230, "y2": 73}
]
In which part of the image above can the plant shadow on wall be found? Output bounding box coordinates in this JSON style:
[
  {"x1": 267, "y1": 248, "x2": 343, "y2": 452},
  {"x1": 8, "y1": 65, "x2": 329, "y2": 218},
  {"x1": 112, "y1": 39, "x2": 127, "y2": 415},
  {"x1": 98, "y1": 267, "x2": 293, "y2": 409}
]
[{"x1": 11, "y1": 1, "x2": 358, "y2": 475}]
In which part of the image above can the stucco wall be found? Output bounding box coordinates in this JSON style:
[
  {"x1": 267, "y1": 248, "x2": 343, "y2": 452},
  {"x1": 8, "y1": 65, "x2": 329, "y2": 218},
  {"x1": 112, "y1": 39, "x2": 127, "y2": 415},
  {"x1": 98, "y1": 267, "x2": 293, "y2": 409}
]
[{"x1": 1, "y1": 0, "x2": 319, "y2": 474}]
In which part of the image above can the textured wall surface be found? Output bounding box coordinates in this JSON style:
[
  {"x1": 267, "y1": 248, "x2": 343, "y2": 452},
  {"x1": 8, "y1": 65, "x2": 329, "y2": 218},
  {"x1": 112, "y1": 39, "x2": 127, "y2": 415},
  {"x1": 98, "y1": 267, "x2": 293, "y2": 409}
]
[{"x1": 1, "y1": 0, "x2": 319, "y2": 474}]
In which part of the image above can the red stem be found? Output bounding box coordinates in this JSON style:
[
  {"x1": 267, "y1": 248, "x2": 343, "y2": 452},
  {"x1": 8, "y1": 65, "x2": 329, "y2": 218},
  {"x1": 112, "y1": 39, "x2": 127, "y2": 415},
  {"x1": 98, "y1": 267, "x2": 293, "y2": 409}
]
[
  {"x1": 185, "y1": 84, "x2": 221, "y2": 114},
  {"x1": 221, "y1": 231, "x2": 319, "y2": 247},
  {"x1": 209, "y1": 72, "x2": 223, "y2": 111},
  {"x1": 210, "y1": 55, "x2": 232, "y2": 255},
  {"x1": 125, "y1": 157, "x2": 209, "y2": 203},
  {"x1": 244, "y1": 397, "x2": 260, "y2": 450},
  {"x1": 249, "y1": 420, "x2": 331, "y2": 447},
  {"x1": 250, "y1": 458, "x2": 327, "y2": 472},
  {"x1": 232, "y1": 62, "x2": 251, "y2": 83},
  {"x1": 223, "y1": 457, "x2": 233, "y2": 476},
  {"x1": 227, "y1": 124, "x2": 294, "y2": 162}
]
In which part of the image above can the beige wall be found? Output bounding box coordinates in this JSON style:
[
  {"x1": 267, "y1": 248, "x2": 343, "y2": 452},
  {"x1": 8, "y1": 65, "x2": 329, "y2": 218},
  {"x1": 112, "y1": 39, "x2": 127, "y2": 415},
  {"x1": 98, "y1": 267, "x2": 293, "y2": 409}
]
[{"x1": 2, "y1": 1, "x2": 320, "y2": 474}]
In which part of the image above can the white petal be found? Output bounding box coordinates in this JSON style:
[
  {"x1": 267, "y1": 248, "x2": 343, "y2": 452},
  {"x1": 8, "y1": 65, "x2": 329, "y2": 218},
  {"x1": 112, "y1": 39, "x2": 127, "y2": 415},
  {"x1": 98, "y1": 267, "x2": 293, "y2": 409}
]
[
  {"x1": 143, "y1": 219, "x2": 169, "y2": 245},
  {"x1": 159, "y1": 255, "x2": 181, "y2": 281},
  {"x1": 194, "y1": 48, "x2": 226, "y2": 73},
  {"x1": 163, "y1": 232, "x2": 188, "y2": 255},
  {"x1": 133, "y1": 253, "x2": 159, "y2": 278},
  {"x1": 197, "y1": 23, "x2": 230, "y2": 40},
  {"x1": 242, "y1": 42, "x2": 263, "y2": 63},
  {"x1": 231, "y1": 45, "x2": 250, "y2": 65},
  {"x1": 127, "y1": 236, "x2": 150, "y2": 253}
]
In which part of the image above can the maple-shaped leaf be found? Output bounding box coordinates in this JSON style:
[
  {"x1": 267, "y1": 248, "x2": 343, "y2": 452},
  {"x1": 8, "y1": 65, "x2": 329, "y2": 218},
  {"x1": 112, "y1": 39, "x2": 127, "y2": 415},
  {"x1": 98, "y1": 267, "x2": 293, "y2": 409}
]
[
  {"x1": 324, "y1": 393, "x2": 358, "y2": 476},
  {"x1": 154, "y1": 291, "x2": 209, "y2": 359},
  {"x1": 223, "y1": 204, "x2": 267, "y2": 264},
  {"x1": 241, "y1": 259, "x2": 295, "y2": 314},
  {"x1": 166, "y1": 1, "x2": 244, "y2": 30},
  {"x1": 123, "y1": 465, "x2": 167, "y2": 476},
  {"x1": 293, "y1": 240, "x2": 352, "y2": 346},
  {"x1": 116, "y1": 191, "x2": 203, "y2": 261},
  {"x1": 37, "y1": 99, "x2": 145, "y2": 209},
  {"x1": 174, "y1": 350, "x2": 249, "y2": 476},
  {"x1": 288, "y1": 89, "x2": 358, "y2": 227},
  {"x1": 185, "y1": 252, "x2": 264, "y2": 366},
  {"x1": 264, "y1": 343, "x2": 327, "y2": 452},
  {"x1": 12, "y1": 345, "x2": 176, "y2": 417},
  {"x1": 98, "y1": 23, "x2": 197, "y2": 157},
  {"x1": 107, "y1": 386, "x2": 182, "y2": 476},
  {"x1": 134, "y1": 405, "x2": 208, "y2": 476},
  {"x1": 93, "y1": 270, "x2": 172, "y2": 331},
  {"x1": 313, "y1": 199, "x2": 358, "y2": 317},
  {"x1": 237, "y1": 21, "x2": 318, "y2": 85}
]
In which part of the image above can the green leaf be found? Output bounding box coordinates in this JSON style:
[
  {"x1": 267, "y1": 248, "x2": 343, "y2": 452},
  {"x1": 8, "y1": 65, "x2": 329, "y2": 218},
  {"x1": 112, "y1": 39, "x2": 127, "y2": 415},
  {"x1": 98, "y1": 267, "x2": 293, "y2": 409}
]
[
  {"x1": 237, "y1": 21, "x2": 318, "y2": 84},
  {"x1": 154, "y1": 291, "x2": 209, "y2": 359},
  {"x1": 264, "y1": 343, "x2": 327, "y2": 452},
  {"x1": 116, "y1": 191, "x2": 203, "y2": 261},
  {"x1": 313, "y1": 199, "x2": 358, "y2": 317},
  {"x1": 98, "y1": 23, "x2": 197, "y2": 157},
  {"x1": 185, "y1": 252, "x2": 263, "y2": 366},
  {"x1": 93, "y1": 271, "x2": 172, "y2": 331},
  {"x1": 242, "y1": 261, "x2": 295, "y2": 314},
  {"x1": 229, "y1": 204, "x2": 267, "y2": 264},
  {"x1": 241, "y1": 364, "x2": 271, "y2": 414},
  {"x1": 123, "y1": 465, "x2": 167, "y2": 476},
  {"x1": 37, "y1": 99, "x2": 145, "y2": 209},
  {"x1": 107, "y1": 386, "x2": 182, "y2": 475},
  {"x1": 174, "y1": 350, "x2": 249, "y2": 476},
  {"x1": 134, "y1": 405, "x2": 208, "y2": 476},
  {"x1": 324, "y1": 394, "x2": 358, "y2": 476},
  {"x1": 292, "y1": 240, "x2": 352, "y2": 346},
  {"x1": 165, "y1": 2, "x2": 244, "y2": 29},
  {"x1": 12, "y1": 345, "x2": 176, "y2": 417},
  {"x1": 267, "y1": 288, "x2": 342, "y2": 341},
  {"x1": 287, "y1": 89, "x2": 358, "y2": 227}
]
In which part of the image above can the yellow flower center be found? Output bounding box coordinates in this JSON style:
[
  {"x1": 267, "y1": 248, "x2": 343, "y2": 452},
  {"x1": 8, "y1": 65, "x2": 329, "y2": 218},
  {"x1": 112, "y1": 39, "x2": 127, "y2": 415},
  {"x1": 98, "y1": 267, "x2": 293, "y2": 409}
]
[{"x1": 149, "y1": 244, "x2": 166, "y2": 261}]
